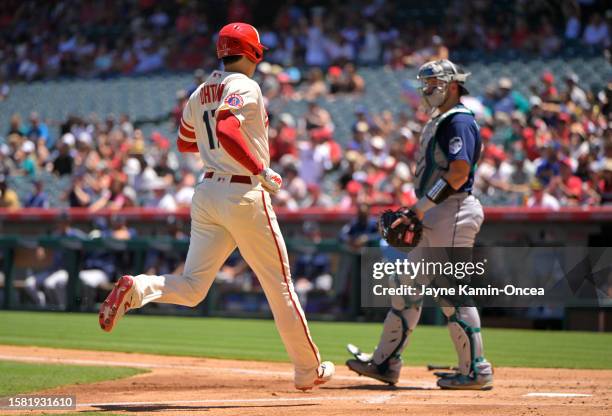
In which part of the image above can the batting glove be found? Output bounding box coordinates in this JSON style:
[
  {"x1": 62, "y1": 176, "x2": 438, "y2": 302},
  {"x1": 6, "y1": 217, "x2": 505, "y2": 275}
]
[{"x1": 258, "y1": 167, "x2": 282, "y2": 194}]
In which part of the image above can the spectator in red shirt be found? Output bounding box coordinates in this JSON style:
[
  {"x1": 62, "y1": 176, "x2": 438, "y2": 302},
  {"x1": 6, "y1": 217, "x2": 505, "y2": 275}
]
[
  {"x1": 311, "y1": 127, "x2": 342, "y2": 166},
  {"x1": 522, "y1": 127, "x2": 540, "y2": 161},
  {"x1": 540, "y1": 71, "x2": 559, "y2": 102},
  {"x1": 270, "y1": 113, "x2": 297, "y2": 163},
  {"x1": 550, "y1": 158, "x2": 583, "y2": 205}
]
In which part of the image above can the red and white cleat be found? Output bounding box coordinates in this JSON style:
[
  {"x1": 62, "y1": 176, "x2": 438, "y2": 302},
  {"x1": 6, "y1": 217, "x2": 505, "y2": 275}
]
[
  {"x1": 295, "y1": 361, "x2": 335, "y2": 391},
  {"x1": 99, "y1": 275, "x2": 135, "y2": 332}
]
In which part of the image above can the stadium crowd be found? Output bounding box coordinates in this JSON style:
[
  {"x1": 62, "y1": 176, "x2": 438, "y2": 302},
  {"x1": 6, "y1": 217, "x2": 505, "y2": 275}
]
[
  {"x1": 2, "y1": 64, "x2": 611, "y2": 211},
  {"x1": 0, "y1": 0, "x2": 609, "y2": 82}
]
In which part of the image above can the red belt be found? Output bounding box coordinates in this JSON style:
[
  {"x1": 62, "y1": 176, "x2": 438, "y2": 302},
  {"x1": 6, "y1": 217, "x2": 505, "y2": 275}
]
[{"x1": 204, "y1": 171, "x2": 252, "y2": 184}]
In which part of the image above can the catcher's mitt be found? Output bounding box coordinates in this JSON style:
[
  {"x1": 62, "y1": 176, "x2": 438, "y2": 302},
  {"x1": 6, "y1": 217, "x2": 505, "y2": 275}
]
[{"x1": 379, "y1": 208, "x2": 423, "y2": 248}]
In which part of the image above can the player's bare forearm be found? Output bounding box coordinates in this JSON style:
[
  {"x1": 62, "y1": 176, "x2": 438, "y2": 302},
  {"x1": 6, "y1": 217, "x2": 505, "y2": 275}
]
[{"x1": 443, "y1": 160, "x2": 470, "y2": 190}]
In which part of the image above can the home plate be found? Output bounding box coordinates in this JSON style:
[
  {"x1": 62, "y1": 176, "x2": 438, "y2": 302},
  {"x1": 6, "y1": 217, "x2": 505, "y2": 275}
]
[{"x1": 524, "y1": 393, "x2": 593, "y2": 398}]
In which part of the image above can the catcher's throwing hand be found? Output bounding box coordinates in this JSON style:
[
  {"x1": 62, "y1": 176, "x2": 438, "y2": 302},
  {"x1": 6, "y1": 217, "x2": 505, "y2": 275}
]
[
  {"x1": 379, "y1": 207, "x2": 424, "y2": 248},
  {"x1": 391, "y1": 207, "x2": 424, "y2": 228},
  {"x1": 258, "y1": 167, "x2": 282, "y2": 194}
]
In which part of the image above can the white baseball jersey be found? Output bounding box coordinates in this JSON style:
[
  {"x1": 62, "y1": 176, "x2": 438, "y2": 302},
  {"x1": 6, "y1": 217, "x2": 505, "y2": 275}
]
[
  {"x1": 106, "y1": 71, "x2": 325, "y2": 391},
  {"x1": 178, "y1": 70, "x2": 270, "y2": 175}
]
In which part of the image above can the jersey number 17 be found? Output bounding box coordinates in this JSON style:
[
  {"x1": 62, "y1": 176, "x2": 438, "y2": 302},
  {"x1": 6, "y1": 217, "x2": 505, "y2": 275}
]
[{"x1": 202, "y1": 109, "x2": 219, "y2": 150}]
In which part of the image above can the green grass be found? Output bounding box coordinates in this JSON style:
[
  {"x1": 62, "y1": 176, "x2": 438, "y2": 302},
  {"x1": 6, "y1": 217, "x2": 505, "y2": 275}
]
[
  {"x1": 0, "y1": 311, "x2": 611, "y2": 369},
  {"x1": 0, "y1": 360, "x2": 144, "y2": 397}
]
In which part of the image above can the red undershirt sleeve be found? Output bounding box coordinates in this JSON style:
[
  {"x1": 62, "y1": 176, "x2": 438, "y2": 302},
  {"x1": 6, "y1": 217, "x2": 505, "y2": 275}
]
[
  {"x1": 176, "y1": 137, "x2": 199, "y2": 152},
  {"x1": 177, "y1": 98, "x2": 198, "y2": 152},
  {"x1": 215, "y1": 110, "x2": 263, "y2": 175}
]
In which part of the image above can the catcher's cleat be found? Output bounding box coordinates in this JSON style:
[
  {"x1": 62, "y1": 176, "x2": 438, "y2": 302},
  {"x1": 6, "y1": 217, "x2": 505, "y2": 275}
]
[
  {"x1": 346, "y1": 359, "x2": 400, "y2": 385},
  {"x1": 346, "y1": 343, "x2": 372, "y2": 363},
  {"x1": 99, "y1": 275, "x2": 135, "y2": 332},
  {"x1": 433, "y1": 371, "x2": 457, "y2": 378},
  {"x1": 436, "y1": 372, "x2": 493, "y2": 390},
  {"x1": 295, "y1": 361, "x2": 335, "y2": 391}
]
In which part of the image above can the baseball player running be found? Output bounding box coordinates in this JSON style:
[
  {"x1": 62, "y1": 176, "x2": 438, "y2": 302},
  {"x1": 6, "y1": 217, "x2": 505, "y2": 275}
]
[
  {"x1": 99, "y1": 22, "x2": 334, "y2": 391},
  {"x1": 347, "y1": 59, "x2": 493, "y2": 390}
]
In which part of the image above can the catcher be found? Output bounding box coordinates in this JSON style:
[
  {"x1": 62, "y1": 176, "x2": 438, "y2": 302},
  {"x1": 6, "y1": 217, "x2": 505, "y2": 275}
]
[{"x1": 347, "y1": 59, "x2": 493, "y2": 390}]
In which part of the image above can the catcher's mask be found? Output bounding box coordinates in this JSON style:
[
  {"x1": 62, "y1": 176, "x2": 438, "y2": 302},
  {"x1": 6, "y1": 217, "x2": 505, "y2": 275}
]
[{"x1": 417, "y1": 59, "x2": 471, "y2": 109}]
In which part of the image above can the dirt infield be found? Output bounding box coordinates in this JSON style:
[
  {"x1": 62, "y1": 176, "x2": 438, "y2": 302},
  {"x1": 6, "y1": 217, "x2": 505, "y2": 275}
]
[{"x1": 1, "y1": 345, "x2": 611, "y2": 416}]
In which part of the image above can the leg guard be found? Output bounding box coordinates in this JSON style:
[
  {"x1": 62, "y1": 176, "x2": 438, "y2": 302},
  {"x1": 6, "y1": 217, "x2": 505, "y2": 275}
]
[
  {"x1": 442, "y1": 306, "x2": 492, "y2": 377},
  {"x1": 372, "y1": 306, "x2": 422, "y2": 369}
]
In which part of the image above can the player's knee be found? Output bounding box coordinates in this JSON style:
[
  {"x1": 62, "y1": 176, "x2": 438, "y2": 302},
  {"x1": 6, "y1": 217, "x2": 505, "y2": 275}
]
[
  {"x1": 182, "y1": 291, "x2": 204, "y2": 307},
  {"x1": 180, "y1": 275, "x2": 209, "y2": 307},
  {"x1": 441, "y1": 305, "x2": 456, "y2": 318},
  {"x1": 390, "y1": 295, "x2": 406, "y2": 310}
]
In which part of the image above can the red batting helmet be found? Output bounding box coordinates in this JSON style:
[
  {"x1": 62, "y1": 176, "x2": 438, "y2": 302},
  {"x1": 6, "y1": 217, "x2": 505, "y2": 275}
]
[{"x1": 216, "y1": 22, "x2": 267, "y2": 64}]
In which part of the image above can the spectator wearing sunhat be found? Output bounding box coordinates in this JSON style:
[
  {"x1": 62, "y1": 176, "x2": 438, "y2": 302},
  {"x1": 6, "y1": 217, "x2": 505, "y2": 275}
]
[
  {"x1": 144, "y1": 177, "x2": 177, "y2": 211},
  {"x1": 563, "y1": 73, "x2": 589, "y2": 110},
  {"x1": 366, "y1": 136, "x2": 388, "y2": 167},
  {"x1": 18, "y1": 140, "x2": 37, "y2": 176},
  {"x1": 527, "y1": 179, "x2": 560, "y2": 210},
  {"x1": 494, "y1": 77, "x2": 529, "y2": 115}
]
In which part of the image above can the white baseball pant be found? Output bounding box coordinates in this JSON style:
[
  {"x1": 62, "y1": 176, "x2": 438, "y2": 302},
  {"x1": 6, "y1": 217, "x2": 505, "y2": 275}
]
[{"x1": 128, "y1": 172, "x2": 321, "y2": 385}]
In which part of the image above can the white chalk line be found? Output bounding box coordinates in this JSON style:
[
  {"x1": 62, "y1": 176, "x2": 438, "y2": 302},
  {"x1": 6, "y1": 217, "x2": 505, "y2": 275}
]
[
  {"x1": 362, "y1": 393, "x2": 394, "y2": 404},
  {"x1": 0, "y1": 353, "x2": 435, "y2": 388},
  {"x1": 524, "y1": 392, "x2": 593, "y2": 398},
  {"x1": 392, "y1": 401, "x2": 603, "y2": 408}
]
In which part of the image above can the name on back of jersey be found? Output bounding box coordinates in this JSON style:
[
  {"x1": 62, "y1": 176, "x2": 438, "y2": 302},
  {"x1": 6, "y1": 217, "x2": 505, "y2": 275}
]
[{"x1": 200, "y1": 84, "x2": 225, "y2": 105}]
